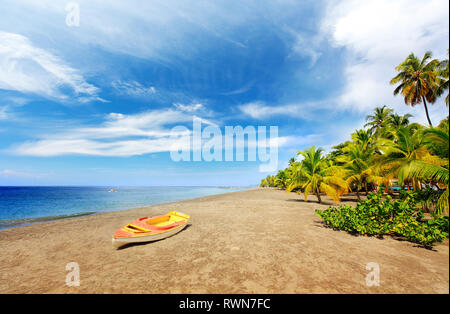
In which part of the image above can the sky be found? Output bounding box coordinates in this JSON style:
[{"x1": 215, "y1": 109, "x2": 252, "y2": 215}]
[{"x1": 0, "y1": 0, "x2": 449, "y2": 186}]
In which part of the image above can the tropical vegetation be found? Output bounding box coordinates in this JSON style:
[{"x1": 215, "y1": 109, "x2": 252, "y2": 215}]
[
  {"x1": 316, "y1": 189, "x2": 448, "y2": 247},
  {"x1": 285, "y1": 146, "x2": 348, "y2": 203},
  {"x1": 260, "y1": 49, "x2": 449, "y2": 246}
]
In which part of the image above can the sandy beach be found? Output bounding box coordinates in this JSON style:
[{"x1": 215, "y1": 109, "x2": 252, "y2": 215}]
[{"x1": 0, "y1": 188, "x2": 448, "y2": 294}]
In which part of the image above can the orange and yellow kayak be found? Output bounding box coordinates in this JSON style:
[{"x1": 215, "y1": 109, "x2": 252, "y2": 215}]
[{"x1": 112, "y1": 211, "x2": 190, "y2": 248}]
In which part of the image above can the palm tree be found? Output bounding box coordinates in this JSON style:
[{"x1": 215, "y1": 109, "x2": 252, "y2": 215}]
[
  {"x1": 435, "y1": 50, "x2": 449, "y2": 107},
  {"x1": 390, "y1": 51, "x2": 441, "y2": 126},
  {"x1": 288, "y1": 157, "x2": 296, "y2": 167},
  {"x1": 327, "y1": 141, "x2": 352, "y2": 166},
  {"x1": 407, "y1": 161, "x2": 448, "y2": 215},
  {"x1": 364, "y1": 106, "x2": 394, "y2": 136},
  {"x1": 351, "y1": 129, "x2": 375, "y2": 148},
  {"x1": 337, "y1": 140, "x2": 381, "y2": 200},
  {"x1": 377, "y1": 124, "x2": 437, "y2": 190},
  {"x1": 263, "y1": 175, "x2": 276, "y2": 187},
  {"x1": 404, "y1": 127, "x2": 449, "y2": 215},
  {"x1": 274, "y1": 169, "x2": 288, "y2": 189},
  {"x1": 379, "y1": 113, "x2": 415, "y2": 141},
  {"x1": 286, "y1": 146, "x2": 348, "y2": 203},
  {"x1": 388, "y1": 113, "x2": 412, "y2": 130}
]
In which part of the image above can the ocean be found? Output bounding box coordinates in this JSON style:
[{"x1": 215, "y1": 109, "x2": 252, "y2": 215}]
[{"x1": 0, "y1": 186, "x2": 252, "y2": 229}]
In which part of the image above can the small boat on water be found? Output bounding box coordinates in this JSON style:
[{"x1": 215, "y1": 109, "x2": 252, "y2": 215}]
[
  {"x1": 112, "y1": 211, "x2": 190, "y2": 249},
  {"x1": 109, "y1": 189, "x2": 116, "y2": 192}
]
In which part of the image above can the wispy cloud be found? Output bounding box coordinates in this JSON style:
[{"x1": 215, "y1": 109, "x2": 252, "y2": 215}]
[
  {"x1": 0, "y1": 31, "x2": 101, "y2": 102},
  {"x1": 220, "y1": 82, "x2": 254, "y2": 96},
  {"x1": 284, "y1": 26, "x2": 324, "y2": 67},
  {"x1": 173, "y1": 103, "x2": 204, "y2": 112},
  {"x1": 10, "y1": 107, "x2": 213, "y2": 157},
  {"x1": 291, "y1": 34, "x2": 322, "y2": 66},
  {"x1": 10, "y1": 104, "x2": 290, "y2": 157},
  {"x1": 172, "y1": 102, "x2": 217, "y2": 121},
  {"x1": 112, "y1": 80, "x2": 156, "y2": 97},
  {"x1": 238, "y1": 101, "x2": 330, "y2": 120}
]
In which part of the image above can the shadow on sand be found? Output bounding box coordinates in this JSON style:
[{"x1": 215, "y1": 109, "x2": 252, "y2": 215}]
[
  {"x1": 286, "y1": 192, "x2": 365, "y2": 206},
  {"x1": 116, "y1": 223, "x2": 192, "y2": 250},
  {"x1": 286, "y1": 198, "x2": 337, "y2": 206}
]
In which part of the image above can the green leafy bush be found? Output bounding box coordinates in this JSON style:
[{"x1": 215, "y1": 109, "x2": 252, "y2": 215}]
[{"x1": 315, "y1": 190, "x2": 449, "y2": 247}]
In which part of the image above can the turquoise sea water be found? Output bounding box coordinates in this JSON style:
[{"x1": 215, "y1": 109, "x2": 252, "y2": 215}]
[{"x1": 0, "y1": 186, "x2": 252, "y2": 229}]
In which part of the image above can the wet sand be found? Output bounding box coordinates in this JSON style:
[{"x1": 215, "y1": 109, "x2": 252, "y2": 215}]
[{"x1": 0, "y1": 188, "x2": 448, "y2": 293}]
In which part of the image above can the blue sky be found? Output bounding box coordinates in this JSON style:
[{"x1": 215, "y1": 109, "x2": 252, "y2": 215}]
[{"x1": 0, "y1": 0, "x2": 449, "y2": 186}]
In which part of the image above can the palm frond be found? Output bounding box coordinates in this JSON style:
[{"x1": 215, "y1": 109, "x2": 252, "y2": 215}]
[
  {"x1": 406, "y1": 160, "x2": 449, "y2": 185},
  {"x1": 436, "y1": 189, "x2": 449, "y2": 216}
]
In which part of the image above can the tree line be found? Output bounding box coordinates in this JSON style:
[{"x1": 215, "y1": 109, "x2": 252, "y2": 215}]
[{"x1": 260, "y1": 50, "x2": 449, "y2": 216}]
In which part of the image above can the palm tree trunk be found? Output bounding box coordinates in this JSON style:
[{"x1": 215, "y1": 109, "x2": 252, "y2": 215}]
[
  {"x1": 356, "y1": 190, "x2": 361, "y2": 201},
  {"x1": 316, "y1": 190, "x2": 322, "y2": 203},
  {"x1": 422, "y1": 96, "x2": 433, "y2": 126}
]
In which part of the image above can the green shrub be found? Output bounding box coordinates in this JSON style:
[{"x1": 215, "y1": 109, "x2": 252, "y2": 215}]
[{"x1": 315, "y1": 190, "x2": 449, "y2": 247}]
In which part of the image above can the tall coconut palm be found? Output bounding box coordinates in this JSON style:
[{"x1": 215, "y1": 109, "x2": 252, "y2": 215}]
[
  {"x1": 390, "y1": 51, "x2": 441, "y2": 126},
  {"x1": 364, "y1": 106, "x2": 394, "y2": 135},
  {"x1": 286, "y1": 146, "x2": 348, "y2": 203}
]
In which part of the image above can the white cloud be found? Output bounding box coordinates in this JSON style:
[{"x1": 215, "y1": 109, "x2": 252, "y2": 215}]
[
  {"x1": 238, "y1": 101, "x2": 289, "y2": 119},
  {"x1": 112, "y1": 80, "x2": 156, "y2": 97},
  {"x1": 321, "y1": 0, "x2": 449, "y2": 123},
  {"x1": 13, "y1": 138, "x2": 180, "y2": 157},
  {"x1": 10, "y1": 106, "x2": 219, "y2": 157},
  {"x1": 11, "y1": 116, "x2": 187, "y2": 157},
  {"x1": 173, "y1": 103, "x2": 204, "y2": 112},
  {"x1": 58, "y1": 109, "x2": 194, "y2": 140},
  {"x1": 10, "y1": 105, "x2": 291, "y2": 157},
  {"x1": 0, "y1": 31, "x2": 100, "y2": 102},
  {"x1": 238, "y1": 101, "x2": 327, "y2": 120},
  {"x1": 292, "y1": 36, "x2": 322, "y2": 66},
  {"x1": 286, "y1": 28, "x2": 324, "y2": 67}
]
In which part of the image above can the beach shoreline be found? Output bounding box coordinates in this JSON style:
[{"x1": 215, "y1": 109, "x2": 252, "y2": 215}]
[
  {"x1": 0, "y1": 186, "x2": 254, "y2": 230},
  {"x1": 0, "y1": 188, "x2": 448, "y2": 294}
]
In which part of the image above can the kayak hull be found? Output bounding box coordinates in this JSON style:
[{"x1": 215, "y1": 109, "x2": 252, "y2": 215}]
[
  {"x1": 112, "y1": 211, "x2": 190, "y2": 249},
  {"x1": 112, "y1": 223, "x2": 188, "y2": 248}
]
